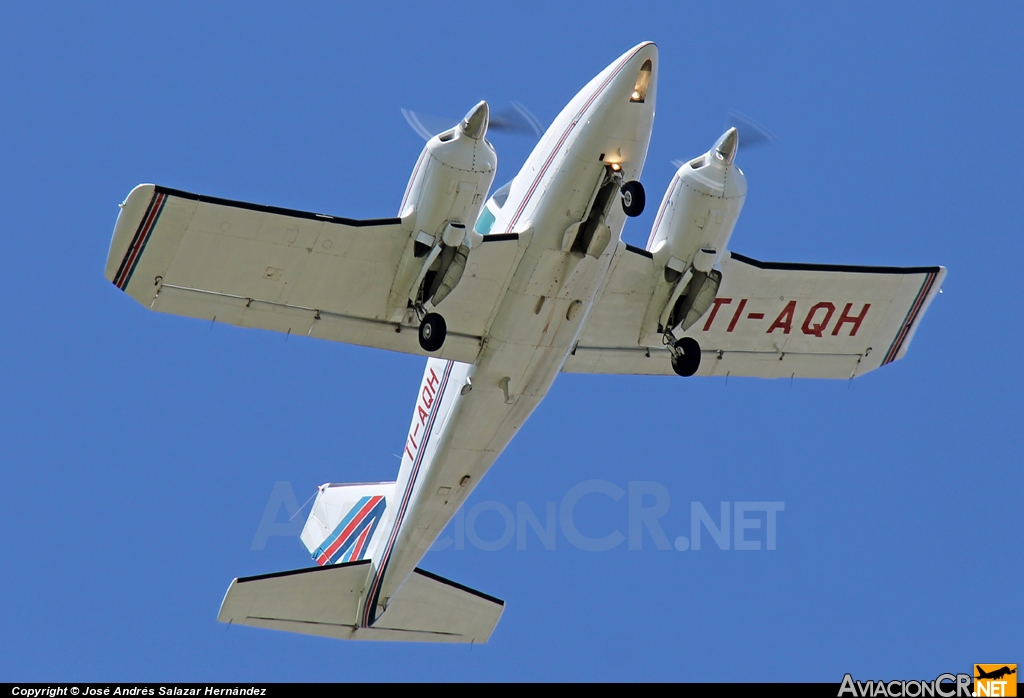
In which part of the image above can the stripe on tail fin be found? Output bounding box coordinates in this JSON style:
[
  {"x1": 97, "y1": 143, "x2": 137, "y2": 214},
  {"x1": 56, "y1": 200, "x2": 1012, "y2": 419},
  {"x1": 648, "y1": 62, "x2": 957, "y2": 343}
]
[{"x1": 300, "y1": 482, "x2": 395, "y2": 566}]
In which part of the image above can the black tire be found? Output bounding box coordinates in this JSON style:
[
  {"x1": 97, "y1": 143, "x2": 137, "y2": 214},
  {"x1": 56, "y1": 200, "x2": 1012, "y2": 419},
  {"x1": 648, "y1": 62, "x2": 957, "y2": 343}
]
[
  {"x1": 670, "y1": 337, "x2": 701, "y2": 377},
  {"x1": 418, "y1": 312, "x2": 447, "y2": 352},
  {"x1": 620, "y1": 180, "x2": 646, "y2": 217}
]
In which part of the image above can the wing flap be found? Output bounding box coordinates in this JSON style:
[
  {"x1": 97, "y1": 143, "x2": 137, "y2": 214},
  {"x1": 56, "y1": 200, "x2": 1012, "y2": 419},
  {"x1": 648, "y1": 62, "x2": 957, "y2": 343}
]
[
  {"x1": 435, "y1": 236, "x2": 525, "y2": 338},
  {"x1": 567, "y1": 346, "x2": 863, "y2": 378},
  {"x1": 575, "y1": 243, "x2": 658, "y2": 348},
  {"x1": 153, "y1": 283, "x2": 484, "y2": 362}
]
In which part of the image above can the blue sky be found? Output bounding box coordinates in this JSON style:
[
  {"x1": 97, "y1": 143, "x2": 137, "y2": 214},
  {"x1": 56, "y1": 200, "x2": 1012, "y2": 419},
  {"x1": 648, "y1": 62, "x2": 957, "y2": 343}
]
[{"x1": 1, "y1": 2, "x2": 1020, "y2": 682}]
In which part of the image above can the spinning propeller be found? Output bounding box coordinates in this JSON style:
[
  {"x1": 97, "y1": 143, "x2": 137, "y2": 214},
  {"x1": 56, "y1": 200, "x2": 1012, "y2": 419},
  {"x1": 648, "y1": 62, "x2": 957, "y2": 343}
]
[
  {"x1": 401, "y1": 102, "x2": 545, "y2": 141},
  {"x1": 670, "y1": 111, "x2": 777, "y2": 169},
  {"x1": 722, "y1": 110, "x2": 777, "y2": 150}
]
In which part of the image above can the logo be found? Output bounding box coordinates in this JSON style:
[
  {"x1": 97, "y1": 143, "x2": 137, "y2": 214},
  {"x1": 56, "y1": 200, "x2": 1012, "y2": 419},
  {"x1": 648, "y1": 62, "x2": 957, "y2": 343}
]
[
  {"x1": 839, "y1": 673, "x2": 970, "y2": 697},
  {"x1": 975, "y1": 665, "x2": 1017, "y2": 697},
  {"x1": 838, "y1": 667, "x2": 1018, "y2": 698}
]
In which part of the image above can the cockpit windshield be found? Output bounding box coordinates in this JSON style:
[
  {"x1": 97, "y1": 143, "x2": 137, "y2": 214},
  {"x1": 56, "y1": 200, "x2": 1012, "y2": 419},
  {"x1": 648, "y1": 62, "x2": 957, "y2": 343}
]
[
  {"x1": 474, "y1": 180, "x2": 512, "y2": 235},
  {"x1": 490, "y1": 180, "x2": 512, "y2": 208}
]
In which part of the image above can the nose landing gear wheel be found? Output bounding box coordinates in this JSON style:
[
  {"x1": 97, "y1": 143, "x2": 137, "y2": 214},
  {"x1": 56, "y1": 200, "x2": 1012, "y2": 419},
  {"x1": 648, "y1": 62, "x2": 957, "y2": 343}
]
[
  {"x1": 418, "y1": 312, "x2": 447, "y2": 352},
  {"x1": 670, "y1": 336, "x2": 701, "y2": 377},
  {"x1": 620, "y1": 180, "x2": 646, "y2": 217}
]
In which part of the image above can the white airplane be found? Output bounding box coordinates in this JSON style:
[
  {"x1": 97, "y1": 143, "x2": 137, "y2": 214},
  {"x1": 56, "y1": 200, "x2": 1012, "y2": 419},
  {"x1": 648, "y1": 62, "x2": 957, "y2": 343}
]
[{"x1": 105, "y1": 42, "x2": 944, "y2": 643}]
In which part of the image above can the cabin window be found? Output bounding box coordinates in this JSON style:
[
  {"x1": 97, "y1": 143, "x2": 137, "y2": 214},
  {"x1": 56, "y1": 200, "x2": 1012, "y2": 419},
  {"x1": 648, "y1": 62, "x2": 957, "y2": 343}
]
[
  {"x1": 630, "y1": 59, "x2": 652, "y2": 103},
  {"x1": 475, "y1": 205, "x2": 496, "y2": 235}
]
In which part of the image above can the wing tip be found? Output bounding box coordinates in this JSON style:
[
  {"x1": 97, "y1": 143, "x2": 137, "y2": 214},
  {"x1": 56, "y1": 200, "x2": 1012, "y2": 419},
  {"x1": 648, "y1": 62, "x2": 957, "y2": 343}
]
[{"x1": 882, "y1": 267, "x2": 944, "y2": 365}]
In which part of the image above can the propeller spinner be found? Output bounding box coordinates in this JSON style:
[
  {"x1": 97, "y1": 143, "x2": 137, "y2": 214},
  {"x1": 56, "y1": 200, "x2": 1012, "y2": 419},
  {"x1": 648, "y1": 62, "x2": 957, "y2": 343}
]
[
  {"x1": 670, "y1": 112, "x2": 776, "y2": 169},
  {"x1": 402, "y1": 102, "x2": 544, "y2": 141}
]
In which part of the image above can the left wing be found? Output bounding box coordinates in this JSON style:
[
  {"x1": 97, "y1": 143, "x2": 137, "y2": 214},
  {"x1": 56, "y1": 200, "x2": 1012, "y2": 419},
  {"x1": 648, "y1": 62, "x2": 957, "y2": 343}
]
[
  {"x1": 105, "y1": 184, "x2": 525, "y2": 363},
  {"x1": 565, "y1": 242, "x2": 945, "y2": 379}
]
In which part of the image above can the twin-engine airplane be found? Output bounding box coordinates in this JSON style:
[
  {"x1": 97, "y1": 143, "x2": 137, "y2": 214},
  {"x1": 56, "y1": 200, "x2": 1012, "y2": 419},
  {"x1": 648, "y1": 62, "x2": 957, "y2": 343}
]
[{"x1": 105, "y1": 42, "x2": 944, "y2": 643}]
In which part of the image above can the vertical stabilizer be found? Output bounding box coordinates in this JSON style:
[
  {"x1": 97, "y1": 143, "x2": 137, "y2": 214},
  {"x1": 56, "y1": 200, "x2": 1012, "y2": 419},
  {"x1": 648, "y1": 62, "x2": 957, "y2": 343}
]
[{"x1": 301, "y1": 482, "x2": 395, "y2": 566}]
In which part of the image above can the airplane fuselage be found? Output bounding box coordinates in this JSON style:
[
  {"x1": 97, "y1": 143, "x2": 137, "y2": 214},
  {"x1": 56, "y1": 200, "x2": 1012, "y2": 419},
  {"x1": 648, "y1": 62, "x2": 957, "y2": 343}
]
[{"x1": 362, "y1": 42, "x2": 659, "y2": 624}]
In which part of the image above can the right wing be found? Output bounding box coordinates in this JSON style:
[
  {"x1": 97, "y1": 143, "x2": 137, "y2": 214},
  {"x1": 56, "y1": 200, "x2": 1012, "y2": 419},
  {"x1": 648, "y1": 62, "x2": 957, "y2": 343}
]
[
  {"x1": 566, "y1": 244, "x2": 945, "y2": 379},
  {"x1": 105, "y1": 185, "x2": 526, "y2": 363}
]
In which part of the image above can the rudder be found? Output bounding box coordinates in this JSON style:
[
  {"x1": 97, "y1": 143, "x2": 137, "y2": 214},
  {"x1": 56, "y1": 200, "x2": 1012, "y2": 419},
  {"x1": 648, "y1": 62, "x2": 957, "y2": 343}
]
[{"x1": 301, "y1": 482, "x2": 394, "y2": 566}]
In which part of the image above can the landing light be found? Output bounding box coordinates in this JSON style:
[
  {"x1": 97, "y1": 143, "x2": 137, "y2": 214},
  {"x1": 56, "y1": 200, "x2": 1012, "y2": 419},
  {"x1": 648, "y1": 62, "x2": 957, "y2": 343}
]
[
  {"x1": 629, "y1": 59, "x2": 653, "y2": 103},
  {"x1": 610, "y1": 163, "x2": 622, "y2": 172}
]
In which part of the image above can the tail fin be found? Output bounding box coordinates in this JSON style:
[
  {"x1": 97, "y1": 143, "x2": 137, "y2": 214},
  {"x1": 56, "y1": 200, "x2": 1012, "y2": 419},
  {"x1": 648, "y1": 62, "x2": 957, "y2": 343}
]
[
  {"x1": 218, "y1": 480, "x2": 505, "y2": 642},
  {"x1": 300, "y1": 482, "x2": 394, "y2": 566}
]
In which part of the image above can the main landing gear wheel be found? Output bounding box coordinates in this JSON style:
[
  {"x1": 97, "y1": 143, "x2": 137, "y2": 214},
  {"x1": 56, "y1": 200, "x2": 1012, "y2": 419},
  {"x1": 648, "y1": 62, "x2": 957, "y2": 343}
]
[
  {"x1": 670, "y1": 336, "x2": 701, "y2": 377},
  {"x1": 620, "y1": 180, "x2": 646, "y2": 217},
  {"x1": 418, "y1": 312, "x2": 447, "y2": 352}
]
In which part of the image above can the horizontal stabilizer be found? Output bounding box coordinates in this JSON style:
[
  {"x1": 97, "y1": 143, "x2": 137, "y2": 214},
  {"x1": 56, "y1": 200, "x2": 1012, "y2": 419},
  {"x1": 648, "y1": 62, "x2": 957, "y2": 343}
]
[
  {"x1": 368, "y1": 568, "x2": 504, "y2": 642},
  {"x1": 217, "y1": 563, "x2": 503, "y2": 643},
  {"x1": 217, "y1": 560, "x2": 371, "y2": 639}
]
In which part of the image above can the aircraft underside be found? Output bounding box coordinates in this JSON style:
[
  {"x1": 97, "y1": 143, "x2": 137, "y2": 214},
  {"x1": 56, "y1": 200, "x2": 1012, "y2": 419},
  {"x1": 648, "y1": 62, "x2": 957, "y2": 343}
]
[{"x1": 104, "y1": 41, "x2": 944, "y2": 642}]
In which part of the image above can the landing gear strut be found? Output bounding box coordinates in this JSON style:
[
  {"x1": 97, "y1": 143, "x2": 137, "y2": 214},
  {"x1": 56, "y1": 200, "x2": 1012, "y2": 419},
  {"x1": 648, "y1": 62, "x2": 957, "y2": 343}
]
[
  {"x1": 620, "y1": 180, "x2": 645, "y2": 217},
  {"x1": 418, "y1": 311, "x2": 447, "y2": 352},
  {"x1": 668, "y1": 336, "x2": 701, "y2": 377},
  {"x1": 606, "y1": 165, "x2": 645, "y2": 218}
]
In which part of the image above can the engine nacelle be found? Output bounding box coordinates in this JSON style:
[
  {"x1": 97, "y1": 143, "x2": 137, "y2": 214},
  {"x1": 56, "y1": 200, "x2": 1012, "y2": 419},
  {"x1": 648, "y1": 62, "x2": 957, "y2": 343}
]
[
  {"x1": 399, "y1": 102, "x2": 497, "y2": 244},
  {"x1": 387, "y1": 103, "x2": 497, "y2": 321},
  {"x1": 638, "y1": 129, "x2": 747, "y2": 339},
  {"x1": 647, "y1": 128, "x2": 746, "y2": 279}
]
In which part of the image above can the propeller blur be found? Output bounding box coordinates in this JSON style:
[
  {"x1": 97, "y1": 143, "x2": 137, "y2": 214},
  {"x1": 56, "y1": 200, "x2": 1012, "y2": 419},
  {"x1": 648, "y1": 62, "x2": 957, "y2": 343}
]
[{"x1": 402, "y1": 101, "x2": 544, "y2": 141}]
